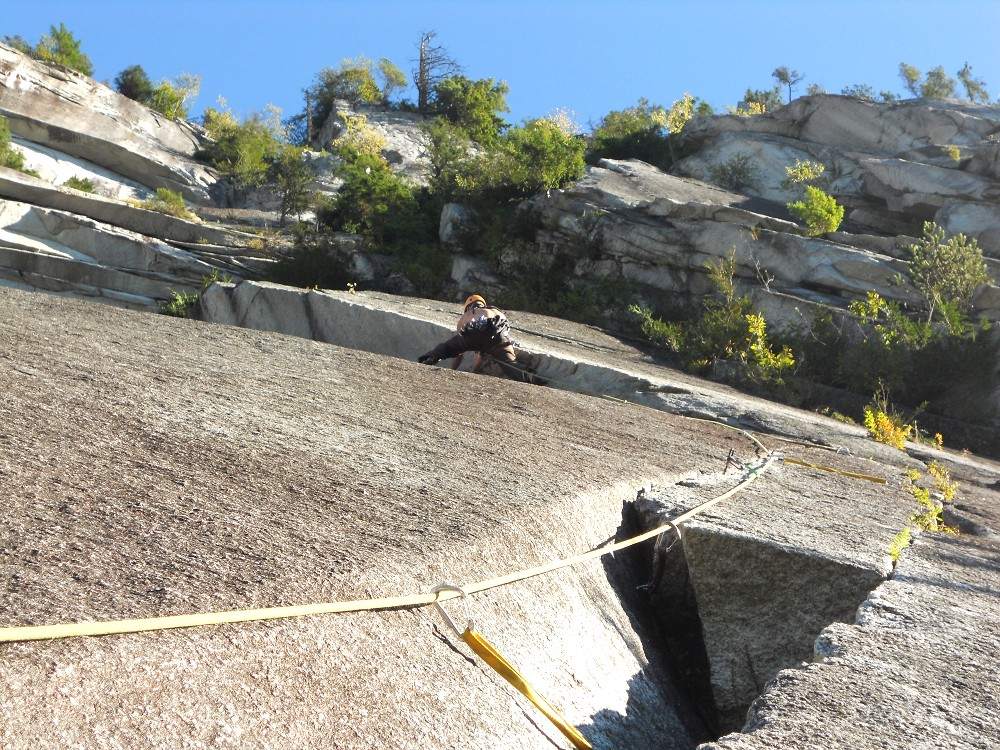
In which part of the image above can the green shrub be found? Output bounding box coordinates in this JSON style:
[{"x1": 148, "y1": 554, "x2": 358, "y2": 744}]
[
  {"x1": 318, "y1": 150, "x2": 420, "y2": 245},
  {"x1": 197, "y1": 105, "x2": 283, "y2": 190},
  {"x1": 630, "y1": 304, "x2": 686, "y2": 351},
  {"x1": 630, "y1": 250, "x2": 795, "y2": 386},
  {"x1": 159, "y1": 289, "x2": 198, "y2": 317},
  {"x1": 906, "y1": 221, "x2": 992, "y2": 325},
  {"x1": 708, "y1": 152, "x2": 759, "y2": 191},
  {"x1": 0, "y1": 115, "x2": 37, "y2": 175},
  {"x1": 863, "y1": 404, "x2": 913, "y2": 449},
  {"x1": 306, "y1": 58, "x2": 385, "y2": 130},
  {"x1": 781, "y1": 159, "x2": 827, "y2": 190},
  {"x1": 791, "y1": 288, "x2": 996, "y2": 429},
  {"x1": 586, "y1": 99, "x2": 672, "y2": 169},
  {"x1": 889, "y1": 526, "x2": 911, "y2": 563},
  {"x1": 139, "y1": 188, "x2": 197, "y2": 220},
  {"x1": 158, "y1": 271, "x2": 232, "y2": 317},
  {"x1": 499, "y1": 251, "x2": 629, "y2": 327},
  {"x1": 454, "y1": 116, "x2": 586, "y2": 203},
  {"x1": 392, "y1": 241, "x2": 453, "y2": 299},
  {"x1": 63, "y1": 175, "x2": 95, "y2": 192},
  {"x1": 148, "y1": 74, "x2": 200, "y2": 120},
  {"x1": 787, "y1": 185, "x2": 844, "y2": 236}
]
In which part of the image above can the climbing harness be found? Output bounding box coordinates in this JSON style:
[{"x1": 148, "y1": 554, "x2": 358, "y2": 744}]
[{"x1": 432, "y1": 585, "x2": 593, "y2": 750}]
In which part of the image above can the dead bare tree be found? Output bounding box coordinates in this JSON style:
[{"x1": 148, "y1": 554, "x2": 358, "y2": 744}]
[{"x1": 412, "y1": 30, "x2": 462, "y2": 115}]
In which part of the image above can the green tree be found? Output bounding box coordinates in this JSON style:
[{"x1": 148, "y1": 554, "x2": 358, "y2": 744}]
[
  {"x1": 35, "y1": 23, "x2": 93, "y2": 75},
  {"x1": 906, "y1": 221, "x2": 992, "y2": 325},
  {"x1": 787, "y1": 185, "x2": 844, "y2": 236},
  {"x1": 772, "y1": 66, "x2": 804, "y2": 103},
  {"x1": 900, "y1": 63, "x2": 957, "y2": 99},
  {"x1": 586, "y1": 99, "x2": 671, "y2": 169},
  {"x1": 267, "y1": 144, "x2": 314, "y2": 226},
  {"x1": 899, "y1": 63, "x2": 923, "y2": 96},
  {"x1": 378, "y1": 58, "x2": 408, "y2": 101},
  {"x1": 432, "y1": 75, "x2": 509, "y2": 144},
  {"x1": 198, "y1": 105, "x2": 282, "y2": 189},
  {"x1": 421, "y1": 118, "x2": 475, "y2": 200},
  {"x1": 149, "y1": 73, "x2": 200, "y2": 119},
  {"x1": 921, "y1": 66, "x2": 956, "y2": 99},
  {"x1": 114, "y1": 65, "x2": 154, "y2": 105},
  {"x1": 742, "y1": 85, "x2": 783, "y2": 111},
  {"x1": 957, "y1": 62, "x2": 990, "y2": 102},
  {"x1": 413, "y1": 30, "x2": 462, "y2": 114}
]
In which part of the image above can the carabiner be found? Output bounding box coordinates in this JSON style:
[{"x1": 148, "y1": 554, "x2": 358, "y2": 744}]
[{"x1": 430, "y1": 584, "x2": 474, "y2": 638}]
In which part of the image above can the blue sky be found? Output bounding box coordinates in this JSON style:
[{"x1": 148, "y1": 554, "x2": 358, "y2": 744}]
[{"x1": 6, "y1": 1, "x2": 1000, "y2": 131}]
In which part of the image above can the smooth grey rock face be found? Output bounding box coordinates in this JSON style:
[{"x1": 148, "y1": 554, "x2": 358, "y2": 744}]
[{"x1": 0, "y1": 42, "x2": 218, "y2": 202}]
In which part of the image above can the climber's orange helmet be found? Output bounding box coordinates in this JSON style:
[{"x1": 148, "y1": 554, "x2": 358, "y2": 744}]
[{"x1": 464, "y1": 294, "x2": 487, "y2": 311}]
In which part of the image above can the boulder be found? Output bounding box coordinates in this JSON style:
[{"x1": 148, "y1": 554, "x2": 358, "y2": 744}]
[{"x1": 313, "y1": 99, "x2": 432, "y2": 185}]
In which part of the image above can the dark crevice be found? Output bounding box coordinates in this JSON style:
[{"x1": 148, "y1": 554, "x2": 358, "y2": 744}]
[
  {"x1": 590, "y1": 501, "x2": 716, "y2": 748},
  {"x1": 638, "y1": 525, "x2": 721, "y2": 737},
  {"x1": 616, "y1": 488, "x2": 889, "y2": 743}
]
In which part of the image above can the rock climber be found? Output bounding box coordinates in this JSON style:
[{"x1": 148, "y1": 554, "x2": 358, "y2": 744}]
[{"x1": 418, "y1": 294, "x2": 530, "y2": 381}]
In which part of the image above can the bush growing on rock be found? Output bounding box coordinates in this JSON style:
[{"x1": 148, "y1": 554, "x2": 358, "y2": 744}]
[
  {"x1": 138, "y1": 188, "x2": 197, "y2": 220},
  {"x1": 792, "y1": 288, "x2": 996, "y2": 431},
  {"x1": 708, "y1": 152, "x2": 759, "y2": 191},
  {"x1": 114, "y1": 65, "x2": 154, "y2": 105},
  {"x1": 781, "y1": 159, "x2": 827, "y2": 190},
  {"x1": 5, "y1": 24, "x2": 93, "y2": 76},
  {"x1": 586, "y1": 99, "x2": 672, "y2": 169},
  {"x1": 783, "y1": 162, "x2": 842, "y2": 236},
  {"x1": 149, "y1": 74, "x2": 201, "y2": 120},
  {"x1": 62, "y1": 176, "x2": 95, "y2": 192},
  {"x1": 0, "y1": 115, "x2": 32, "y2": 174},
  {"x1": 319, "y1": 150, "x2": 419, "y2": 243},
  {"x1": 198, "y1": 104, "x2": 284, "y2": 190},
  {"x1": 905, "y1": 221, "x2": 993, "y2": 327},
  {"x1": 453, "y1": 116, "x2": 586, "y2": 202},
  {"x1": 266, "y1": 228, "x2": 353, "y2": 291},
  {"x1": 630, "y1": 250, "x2": 795, "y2": 387},
  {"x1": 787, "y1": 185, "x2": 844, "y2": 236}
]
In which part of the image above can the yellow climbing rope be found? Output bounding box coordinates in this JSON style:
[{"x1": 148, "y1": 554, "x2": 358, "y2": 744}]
[
  {"x1": 462, "y1": 627, "x2": 592, "y2": 750},
  {"x1": 781, "y1": 456, "x2": 887, "y2": 484},
  {"x1": 433, "y1": 584, "x2": 592, "y2": 749},
  {"x1": 0, "y1": 451, "x2": 775, "y2": 644}
]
